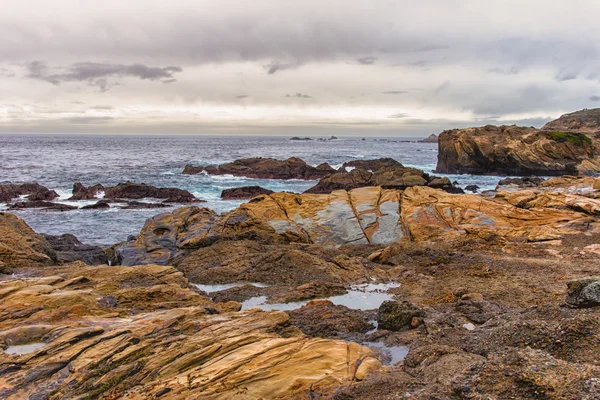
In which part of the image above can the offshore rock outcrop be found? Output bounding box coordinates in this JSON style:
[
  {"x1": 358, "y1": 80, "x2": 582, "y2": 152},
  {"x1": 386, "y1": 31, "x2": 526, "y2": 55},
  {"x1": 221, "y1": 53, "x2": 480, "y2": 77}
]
[
  {"x1": 68, "y1": 181, "x2": 198, "y2": 203},
  {"x1": 183, "y1": 157, "x2": 336, "y2": 180},
  {"x1": 221, "y1": 185, "x2": 274, "y2": 200},
  {"x1": 436, "y1": 125, "x2": 600, "y2": 175},
  {"x1": 0, "y1": 183, "x2": 58, "y2": 203}
]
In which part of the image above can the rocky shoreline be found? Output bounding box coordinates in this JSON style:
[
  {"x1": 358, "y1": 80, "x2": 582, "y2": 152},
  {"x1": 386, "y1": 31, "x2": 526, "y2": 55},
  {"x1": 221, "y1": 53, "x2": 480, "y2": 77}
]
[{"x1": 2, "y1": 173, "x2": 600, "y2": 398}]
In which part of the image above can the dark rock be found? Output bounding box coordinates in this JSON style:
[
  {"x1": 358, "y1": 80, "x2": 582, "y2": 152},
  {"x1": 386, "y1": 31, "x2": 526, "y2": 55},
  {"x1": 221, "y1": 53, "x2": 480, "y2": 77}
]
[
  {"x1": 119, "y1": 201, "x2": 170, "y2": 209},
  {"x1": 69, "y1": 182, "x2": 104, "y2": 200},
  {"x1": 9, "y1": 201, "x2": 77, "y2": 211},
  {"x1": 377, "y1": 300, "x2": 425, "y2": 331},
  {"x1": 287, "y1": 300, "x2": 374, "y2": 338},
  {"x1": 104, "y1": 182, "x2": 196, "y2": 203},
  {"x1": 290, "y1": 137, "x2": 313, "y2": 141},
  {"x1": 464, "y1": 184, "x2": 480, "y2": 193},
  {"x1": 42, "y1": 233, "x2": 108, "y2": 265},
  {"x1": 418, "y1": 133, "x2": 438, "y2": 143},
  {"x1": 566, "y1": 277, "x2": 600, "y2": 308},
  {"x1": 454, "y1": 298, "x2": 504, "y2": 324},
  {"x1": 0, "y1": 183, "x2": 58, "y2": 202},
  {"x1": 98, "y1": 295, "x2": 118, "y2": 308},
  {"x1": 182, "y1": 157, "x2": 335, "y2": 180},
  {"x1": 81, "y1": 200, "x2": 111, "y2": 209},
  {"x1": 341, "y1": 158, "x2": 403, "y2": 172},
  {"x1": 497, "y1": 177, "x2": 545, "y2": 187},
  {"x1": 221, "y1": 186, "x2": 274, "y2": 200}
]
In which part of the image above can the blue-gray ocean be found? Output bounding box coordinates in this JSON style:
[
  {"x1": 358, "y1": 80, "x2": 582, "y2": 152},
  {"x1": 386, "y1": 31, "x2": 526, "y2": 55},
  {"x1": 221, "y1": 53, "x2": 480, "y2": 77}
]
[{"x1": 0, "y1": 134, "x2": 508, "y2": 246}]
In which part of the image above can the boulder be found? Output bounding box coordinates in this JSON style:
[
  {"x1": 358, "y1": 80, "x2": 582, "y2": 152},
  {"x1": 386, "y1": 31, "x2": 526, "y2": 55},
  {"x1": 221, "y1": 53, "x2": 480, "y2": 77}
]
[
  {"x1": 436, "y1": 125, "x2": 599, "y2": 175},
  {"x1": 0, "y1": 183, "x2": 58, "y2": 202},
  {"x1": 377, "y1": 300, "x2": 425, "y2": 331},
  {"x1": 0, "y1": 212, "x2": 57, "y2": 269},
  {"x1": 566, "y1": 277, "x2": 600, "y2": 308},
  {"x1": 221, "y1": 185, "x2": 274, "y2": 200},
  {"x1": 41, "y1": 233, "x2": 108, "y2": 265},
  {"x1": 182, "y1": 157, "x2": 336, "y2": 180}
]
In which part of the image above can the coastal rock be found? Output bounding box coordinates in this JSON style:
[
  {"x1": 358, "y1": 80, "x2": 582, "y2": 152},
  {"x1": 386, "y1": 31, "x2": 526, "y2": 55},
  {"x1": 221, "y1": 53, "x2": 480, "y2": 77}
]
[
  {"x1": 41, "y1": 233, "x2": 108, "y2": 265},
  {"x1": 306, "y1": 158, "x2": 461, "y2": 194},
  {"x1": 81, "y1": 199, "x2": 110, "y2": 209},
  {"x1": 542, "y1": 108, "x2": 600, "y2": 136},
  {"x1": 290, "y1": 136, "x2": 312, "y2": 140},
  {"x1": 0, "y1": 264, "x2": 379, "y2": 399},
  {"x1": 221, "y1": 185, "x2": 274, "y2": 200},
  {"x1": 287, "y1": 300, "x2": 374, "y2": 338},
  {"x1": 68, "y1": 182, "x2": 104, "y2": 200},
  {"x1": 119, "y1": 200, "x2": 171, "y2": 209},
  {"x1": 182, "y1": 157, "x2": 336, "y2": 180},
  {"x1": 436, "y1": 125, "x2": 599, "y2": 175},
  {"x1": 566, "y1": 277, "x2": 600, "y2": 308},
  {"x1": 70, "y1": 182, "x2": 197, "y2": 202},
  {"x1": 497, "y1": 176, "x2": 545, "y2": 188},
  {"x1": 0, "y1": 183, "x2": 58, "y2": 202},
  {"x1": 8, "y1": 201, "x2": 77, "y2": 211},
  {"x1": 377, "y1": 300, "x2": 424, "y2": 331},
  {"x1": 0, "y1": 212, "x2": 56, "y2": 269},
  {"x1": 418, "y1": 133, "x2": 438, "y2": 143}
]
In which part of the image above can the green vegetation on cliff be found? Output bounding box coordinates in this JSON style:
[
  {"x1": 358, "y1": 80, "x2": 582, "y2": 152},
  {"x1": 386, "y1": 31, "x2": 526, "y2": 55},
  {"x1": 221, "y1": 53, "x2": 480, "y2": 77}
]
[{"x1": 545, "y1": 131, "x2": 592, "y2": 146}]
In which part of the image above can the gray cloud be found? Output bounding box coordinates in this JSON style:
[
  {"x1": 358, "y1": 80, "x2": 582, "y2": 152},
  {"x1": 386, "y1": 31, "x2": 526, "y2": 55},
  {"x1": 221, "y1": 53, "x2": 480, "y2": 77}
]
[
  {"x1": 263, "y1": 61, "x2": 302, "y2": 74},
  {"x1": 388, "y1": 113, "x2": 410, "y2": 118},
  {"x1": 488, "y1": 66, "x2": 519, "y2": 75},
  {"x1": 555, "y1": 69, "x2": 578, "y2": 82},
  {"x1": 590, "y1": 95, "x2": 600, "y2": 101},
  {"x1": 356, "y1": 57, "x2": 377, "y2": 65},
  {"x1": 235, "y1": 95, "x2": 249, "y2": 99},
  {"x1": 382, "y1": 91, "x2": 407, "y2": 95},
  {"x1": 25, "y1": 61, "x2": 182, "y2": 90}
]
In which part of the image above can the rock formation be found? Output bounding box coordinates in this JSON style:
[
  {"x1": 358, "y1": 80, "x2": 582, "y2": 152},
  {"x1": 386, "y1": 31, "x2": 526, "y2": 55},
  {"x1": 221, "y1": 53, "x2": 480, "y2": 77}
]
[
  {"x1": 418, "y1": 133, "x2": 438, "y2": 143},
  {"x1": 221, "y1": 185, "x2": 274, "y2": 200},
  {"x1": 436, "y1": 125, "x2": 600, "y2": 175},
  {"x1": 68, "y1": 181, "x2": 197, "y2": 203},
  {"x1": 0, "y1": 183, "x2": 58, "y2": 203},
  {"x1": 182, "y1": 157, "x2": 336, "y2": 179},
  {"x1": 542, "y1": 108, "x2": 600, "y2": 136}
]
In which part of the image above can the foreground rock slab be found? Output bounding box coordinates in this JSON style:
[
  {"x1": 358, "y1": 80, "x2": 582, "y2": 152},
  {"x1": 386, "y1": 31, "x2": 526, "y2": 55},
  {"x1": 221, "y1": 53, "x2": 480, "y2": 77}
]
[{"x1": 0, "y1": 263, "x2": 379, "y2": 399}]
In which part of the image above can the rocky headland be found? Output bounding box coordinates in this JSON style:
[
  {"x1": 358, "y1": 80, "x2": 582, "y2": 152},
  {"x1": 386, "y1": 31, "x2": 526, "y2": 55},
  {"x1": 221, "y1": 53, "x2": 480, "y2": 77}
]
[{"x1": 436, "y1": 108, "x2": 600, "y2": 176}]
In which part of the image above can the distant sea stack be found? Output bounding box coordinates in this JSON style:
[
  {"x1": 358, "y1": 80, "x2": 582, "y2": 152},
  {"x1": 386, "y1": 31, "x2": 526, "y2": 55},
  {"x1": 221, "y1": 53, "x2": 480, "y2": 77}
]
[
  {"x1": 435, "y1": 109, "x2": 600, "y2": 176},
  {"x1": 290, "y1": 136, "x2": 313, "y2": 141},
  {"x1": 418, "y1": 134, "x2": 438, "y2": 143}
]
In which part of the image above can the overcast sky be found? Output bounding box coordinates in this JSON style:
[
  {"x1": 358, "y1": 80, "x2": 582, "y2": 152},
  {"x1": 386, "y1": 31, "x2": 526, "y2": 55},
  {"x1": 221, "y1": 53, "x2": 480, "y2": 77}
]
[{"x1": 2, "y1": 0, "x2": 600, "y2": 136}]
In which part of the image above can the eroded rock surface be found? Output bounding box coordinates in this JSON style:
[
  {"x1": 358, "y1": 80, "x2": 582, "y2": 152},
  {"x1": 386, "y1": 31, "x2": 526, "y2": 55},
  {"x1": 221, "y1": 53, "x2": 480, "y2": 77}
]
[
  {"x1": 0, "y1": 183, "x2": 58, "y2": 203},
  {"x1": 0, "y1": 212, "x2": 56, "y2": 271}
]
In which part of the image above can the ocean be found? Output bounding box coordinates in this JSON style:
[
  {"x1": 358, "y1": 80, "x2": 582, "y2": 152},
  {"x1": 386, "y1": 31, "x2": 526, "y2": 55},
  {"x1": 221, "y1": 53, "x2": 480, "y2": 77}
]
[{"x1": 0, "y1": 134, "x2": 509, "y2": 246}]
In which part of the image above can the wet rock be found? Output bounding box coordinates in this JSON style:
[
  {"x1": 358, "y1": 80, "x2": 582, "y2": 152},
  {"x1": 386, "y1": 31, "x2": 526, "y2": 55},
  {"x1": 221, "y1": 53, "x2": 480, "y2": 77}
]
[
  {"x1": 464, "y1": 184, "x2": 480, "y2": 192},
  {"x1": 119, "y1": 200, "x2": 170, "y2": 209},
  {"x1": 81, "y1": 200, "x2": 111, "y2": 209},
  {"x1": 377, "y1": 300, "x2": 425, "y2": 331},
  {"x1": 566, "y1": 277, "x2": 600, "y2": 308},
  {"x1": 0, "y1": 183, "x2": 58, "y2": 202},
  {"x1": 41, "y1": 233, "x2": 108, "y2": 265},
  {"x1": 68, "y1": 182, "x2": 104, "y2": 200},
  {"x1": 104, "y1": 182, "x2": 196, "y2": 202},
  {"x1": 454, "y1": 298, "x2": 504, "y2": 324},
  {"x1": 288, "y1": 300, "x2": 374, "y2": 338},
  {"x1": 182, "y1": 157, "x2": 335, "y2": 180},
  {"x1": 436, "y1": 124, "x2": 598, "y2": 175},
  {"x1": 221, "y1": 185, "x2": 274, "y2": 200},
  {"x1": 8, "y1": 201, "x2": 77, "y2": 211}
]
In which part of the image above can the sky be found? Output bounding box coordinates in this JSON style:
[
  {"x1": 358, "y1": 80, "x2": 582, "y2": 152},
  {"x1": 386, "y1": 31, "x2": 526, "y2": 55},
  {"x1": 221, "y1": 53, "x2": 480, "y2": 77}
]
[{"x1": 2, "y1": 0, "x2": 600, "y2": 136}]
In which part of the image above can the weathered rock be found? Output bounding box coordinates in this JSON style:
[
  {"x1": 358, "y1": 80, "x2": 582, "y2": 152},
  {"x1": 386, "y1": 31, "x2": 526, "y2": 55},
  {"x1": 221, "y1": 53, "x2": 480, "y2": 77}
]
[
  {"x1": 377, "y1": 300, "x2": 424, "y2": 331},
  {"x1": 418, "y1": 133, "x2": 438, "y2": 143},
  {"x1": 497, "y1": 176, "x2": 545, "y2": 187},
  {"x1": 221, "y1": 185, "x2": 274, "y2": 200},
  {"x1": 41, "y1": 234, "x2": 108, "y2": 265},
  {"x1": 542, "y1": 108, "x2": 600, "y2": 136},
  {"x1": 68, "y1": 182, "x2": 104, "y2": 200},
  {"x1": 81, "y1": 200, "x2": 110, "y2": 209},
  {"x1": 104, "y1": 182, "x2": 196, "y2": 202},
  {"x1": 183, "y1": 157, "x2": 335, "y2": 180},
  {"x1": 288, "y1": 300, "x2": 374, "y2": 338},
  {"x1": 0, "y1": 183, "x2": 58, "y2": 202},
  {"x1": 0, "y1": 264, "x2": 380, "y2": 399},
  {"x1": 566, "y1": 277, "x2": 600, "y2": 308},
  {"x1": 119, "y1": 200, "x2": 171, "y2": 209},
  {"x1": 0, "y1": 213, "x2": 56, "y2": 269},
  {"x1": 436, "y1": 124, "x2": 599, "y2": 175},
  {"x1": 594, "y1": 177, "x2": 600, "y2": 190},
  {"x1": 8, "y1": 201, "x2": 77, "y2": 211}
]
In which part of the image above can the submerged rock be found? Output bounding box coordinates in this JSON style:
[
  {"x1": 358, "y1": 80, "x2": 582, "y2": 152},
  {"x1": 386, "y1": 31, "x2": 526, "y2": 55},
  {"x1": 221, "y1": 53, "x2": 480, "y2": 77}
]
[
  {"x1": 182, "y1": 157, "x2": 335, "y2": 180},
  {"x1": 81, "y1": 199, "x2": 111, "y2": 209},
  {"x1": 566, "y1": 277, "x2": 600, "y2": 308},
  {"x1": 8, "y1": 201, "x2": 77, "y2": 211},
  {"x1": 221, "y1": 185, "x2": 274, "y2": 200}
]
